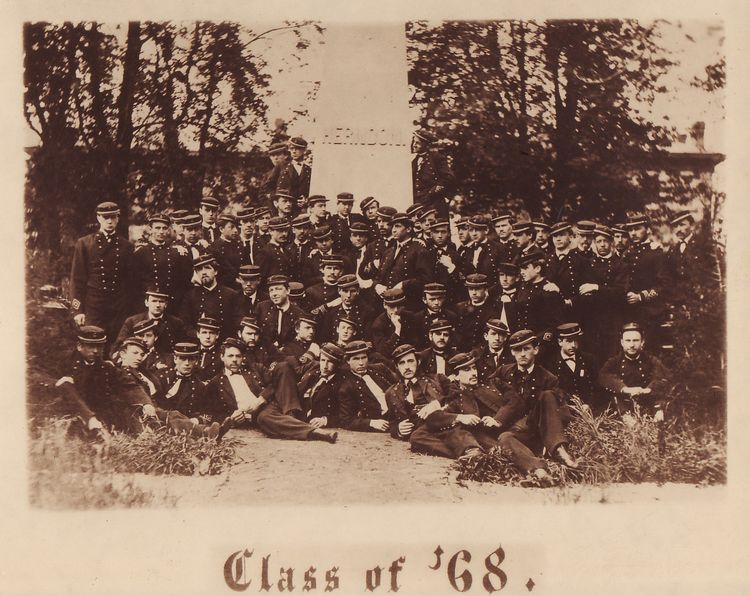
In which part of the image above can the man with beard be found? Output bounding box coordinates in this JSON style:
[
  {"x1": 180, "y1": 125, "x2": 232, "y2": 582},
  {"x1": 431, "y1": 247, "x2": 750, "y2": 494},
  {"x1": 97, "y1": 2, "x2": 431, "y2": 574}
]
[
  {"x1": 133, "y1": 212, "x2": 192, "y2": 309},
  {"x1": 368, "y1": 206, "x2": 397, "y2": 266},
  {"x1": 199, "y1": 196, "x2": 220, "y2": 244},
  {"x1": 116, "y1": 288, "x2": 186, "y2": 355},
  {"x1": 534, "y1": 220, "x2": 552, "y2": 253},
  {"x1": 474, "y1": 319, "x2": 513, "y2": 382},
  {"x1": 427, "y1": 219, "x2": 465, "y2": 305},
  {"x1": 371, "y1": 288, "x2": 421, "y2": 359},
  {"x1": 237, "y1": 316, "x2": 275, "y2": 368},
  {"x1": 210, "y1": 213, "x2": 242, "y2": 290},
  {"x1": 454, "y1": 274, "x2": 499, "y2": 352},
  {"x1": 255, "y1": 275, "x2": 306, "y2": 350},
  {"x1": 598, "y1": 323, "x2": 671, "y2": 418},
  {"x1": 297, "y1": 343, "x2": 346, "y2": 429},
  {"x1": 233, "y1": 265, "x2": 264, "y2": 325},
  {"x1": 70, "y1": 202, "x2": 134, "y2": 345},
  {"x1": 491, "y1": 213, "x2": 519, "y2": 264},
  {"x1": 574, "y1": 220, "x2": 596, "y2": 258},
  {"x1": 319, "y1": 274, "x2": 375, "y2": 343},
  {"x1": 179, "y1": 253, "x2": 239, "y2": 339},
  {"x1": 338, "y1": 340, "x2": 398, "y2": 433},
  {"x1": 414, "y1": 283, "x2": 457, "y2": 347},
  {"x1": 205, "y1": 339, "x2": 337, "y2": 443},
  {"x1": 493, "y1": 330, "x2": 578, "y2": 484},
  {"x1": 612, "y1": 223, "x2": 630, "y2": 257},
  {"x1": 418, "y1": 319, "x2": 455, "y2": 377},
  {"x1": 257, "y1": 217, "x2": 297, "y2": 284}
]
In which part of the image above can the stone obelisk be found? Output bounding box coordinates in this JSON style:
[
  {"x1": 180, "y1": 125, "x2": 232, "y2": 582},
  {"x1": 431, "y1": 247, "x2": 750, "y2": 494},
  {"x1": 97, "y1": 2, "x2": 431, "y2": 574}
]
[{"x1": 309, "y1": 24, "x2": 415, "y2": 212}]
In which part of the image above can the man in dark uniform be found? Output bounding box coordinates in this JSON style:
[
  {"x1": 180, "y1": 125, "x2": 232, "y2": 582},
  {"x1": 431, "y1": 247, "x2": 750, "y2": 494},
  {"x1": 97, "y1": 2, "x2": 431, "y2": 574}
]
[
  {"x1": 236, "y1": 208, "x2": 262, "y2": 268},
  {"x1": 233, "y1": 265, "x2": 263, "y2": 325},
  {"x1": 494, "y1": 261, "x2": 520, "y2": 332},
  {"x1": 534, "y1": 220, "x2": 552, "y2": 253},
  {"x1": 194, "y1": 316, "x2": 223, "y2": 381},
  {"x1": 414, "y1": 282, "x2": 457, "y2": 346},
  {"x1": 283, "y1": 136, "x2": 312, "y2": 203},
  {"x1": 318, "y1": 274, "x2": 376, "y2": 343},
  {"x1": 260, "y1": 141, "x2": 290, "y2": 203},
  {"x1": 464, "y1": 215, "x2": 502, "y2": 291},
  {"x1": 418, "y1": 319, "x2": 455, "y2": 377},
  {"x1": 371, "y1": 288, "x2": 421, "y2": 359},
  {"x1": 278, "y1": 313, "x2": 319, "y2": 363},
  {"x1": 255, "y1": 275, "x2": 306, "y2": 351},
  {"x1": 254, "y1": 206, "x2": 272, "y2": 247},
  {"x1": 369, "y1": 206, "x2": 397, "y2": 266},
  {"x1": 329, "y1": 192, "x2": 360, "y2": 253},
  {"x1": 427, "y1": 219, "x2": 465, "y2": 305},
  {"x1": 612, "y1": 222, "x2": 630, "y2": 257},
  {"x1": 199, "y1": 196, "x2": 220, "y2": 243},
  {"x1": 210, "y1": 213, "x2": 242, "y2": 290},
  {"x1": 544, "y1": 323, "x2": 599, "y2": 410},
  {"x1": 272, "y1": 190, "x2": 295, "y2": 221},
  {"x1": 70, "y1": 201, "x2": 134, "y2": 344},
  {"x1": 454, "y1": 273, "x2": 499, "y2": 352},
  {"x1": 307, "y1": 255, "x2": 346, "y2": 313},
  {"x1": 574, "y1": 220, "x2": 596, "y2": 258},
  {"x1": 257, "y1": 216, "x2": 297, "y2": 285},
  {"x1": 348, "y1": 221, "x2": 375, "y2": 286},
  {"x1": 359, "y1": 196, "x2": 380, "y2": 237},
  {"x1": 665, "y1": 209, "x2": 715, "y2": 294},
  {"x1": 152, "y1": 342, "x2": 211, "y2": 421},
  {"x1": 297, "y1": 343, "x2": 347, "y2": 428},
  {"x1": 491, "y1": 213, "x2": 519, "y2": 264},
  {"x1": 179, "y1": 253, "x2": 239, "y2": 339},
  {"x1": 337, "y1": 340, "x2": 398, "y2": 433},
  {"x1": 546, "y1": 221, "x2": 585, "y2": 309},
  {"x1": 515, "y1": 248, "x2": 564, "y2": 350},
  {"x1": 417, "y1": 207, "x2": 438, "y2": 246},
  {"x1": 511, "y1": 221, "x2": 536, "y2": 262},
  {"x1": 301, "y1": 224, "x2": 336, "y2": 287},
  {"x1": 599, "y1": 322, "x2": 671, "y2": 418},
  {"x1": 307, "y1": 195, "x2": 330, "y2": 229},
  {"x1": 116, "y1": 287, "x2": 186, "y2": 355},
  {"x1": 133, "y1": 212, "x2": 192, "y2": 309},
  {"x1": 290, "y1": 213, "x2": 314, "y2": 264},
  {"x1": 474, "y1": 319, "x2": 513, "y2": 382},
  {"x1": 131, "y1": 318, "x2": 173, "y2": 376},
  {"x1": 237, "y1": 316, "x2": 275, "y2": 369},
  {"x1": 493, "y1": 330, "x2": 578, "y2": 483},
  {"x1": 411, "y1": 128, "x2": 454, "y2": 219},
  {"x1": 175, "y1": 213, "x2": 210, "y2": 262}
]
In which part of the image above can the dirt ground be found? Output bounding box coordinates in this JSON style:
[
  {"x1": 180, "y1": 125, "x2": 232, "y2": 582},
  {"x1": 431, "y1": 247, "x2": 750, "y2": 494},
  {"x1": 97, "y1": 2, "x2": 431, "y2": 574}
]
[{"x1": 126, "y1": 428, "x2": 723, "y2": 507}]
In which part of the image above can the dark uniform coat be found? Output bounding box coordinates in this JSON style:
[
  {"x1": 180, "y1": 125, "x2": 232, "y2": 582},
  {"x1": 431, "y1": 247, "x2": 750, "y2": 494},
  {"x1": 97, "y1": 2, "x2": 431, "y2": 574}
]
[
  {"x1": 179, "y1": 283, "x2": 239, "y2": 339},
  {"x1": 254, "y1": 300, "x2": 306, "y2": 350},
  {"x1": 371, "y1": 310, "x2": 422, "y2": 358},
  {"x1": 385, "y1": 376, "x2": 444, "y2": 439},
  {"x1": 376, "y1": 238, "x2": 433, "y2": 301},
  {"x1": 115, "y1": 312, "x2": 187, "y2": 355},
  {"x1": 152, "y1": 368, "x2": 209, "y2": 419},
  {"x1": 412, "y1": 149, "x2": 454, "y2": 218},
  {"x1": 133, "y1": 241, "x2": 192, "y2": 307},
  {"x1": 454, "y1": 296, "x2": 501, "y2": 352},
  {"x1": 337, "y1": 363, "x2": 399, "y2": 432},
  {"x1": 257, "y1": 241, "x2": 298, "y2": 285},
  {"x1": 598, "y1": 352, "x2": 671, "y2": 412},
  {"x1": 210, "y1": 237, "x2": 243, "y2": 290}
]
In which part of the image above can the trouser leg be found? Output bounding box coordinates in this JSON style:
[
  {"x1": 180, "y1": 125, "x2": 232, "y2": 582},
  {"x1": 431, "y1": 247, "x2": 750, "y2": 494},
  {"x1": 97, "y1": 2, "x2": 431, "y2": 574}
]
[
  {"x1": 410, "y1": 425, "x2": 481, "y2": 459},
  {"x1": 271, "y1": 361, "x2": 303, "y2": 414},
  {"x1": 498, "y1": 416, "x2": 546, "y2": 473},
  {"x1": 538, "y1": 391, "x2": 566, "y2": 453},
  {"x1": 256, "y1": 402, "x2": 315, "y2": 440}
]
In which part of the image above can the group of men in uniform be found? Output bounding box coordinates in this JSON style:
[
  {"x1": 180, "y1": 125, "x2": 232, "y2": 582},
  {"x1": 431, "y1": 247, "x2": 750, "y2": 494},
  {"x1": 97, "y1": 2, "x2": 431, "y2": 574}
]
[{"x1": 58, "y1": 132, "x2": 706, "y2": 483}]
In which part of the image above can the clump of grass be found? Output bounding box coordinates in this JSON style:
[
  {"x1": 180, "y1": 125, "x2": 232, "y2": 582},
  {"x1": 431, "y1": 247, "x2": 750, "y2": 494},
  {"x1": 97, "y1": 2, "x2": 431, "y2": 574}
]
[
  {"x1": 454, "y1": 396, "x2": 726, "y2": 487},
  {"x1": 28, "y1": 417, "x2": 242, "y2": 509}
]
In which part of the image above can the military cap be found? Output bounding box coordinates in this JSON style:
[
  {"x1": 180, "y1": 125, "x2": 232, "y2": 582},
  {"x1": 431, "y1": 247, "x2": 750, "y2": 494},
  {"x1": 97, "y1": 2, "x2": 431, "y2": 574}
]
[
  {"x1": 197, "y1": 317, "x2": 221, "y2": 331},
  {"x1": 200, "y1": 196, "x2": 220, "y2": 209},
  {"x1": 96, "y1": 201, "x2": 120, "y2": 216},
  {"x1": 217, "y1": 213, "x2": 237, "y2": 226},
  {"x1": 420, "y1": 207, "x2": 438, "y2": 221},
  {"x1": 625, "y1": 213, "x2": 650, "y2": 228},
  {"x1": 349, "y1": 221, "x2": 370, "y2": 234},
  {"x1": 576, "y1": 220, "x2": 597, "y2": 235},
  {"x1": 337, "y1": 274, "x2": 358, "y2": 289},
  {"x1": 486, "y1": 319, "x2": 510, "y2": 334},
  {"x1": 622, "y1": 322, "x2": 643, "y2": 335},
  {"x1": 268, "y1": 216, "x2": 291, "y2": 230},
  {"x1": 430, "y1": 219, "x2": 450, "y2": 231},
  {"x1": 288, "y1": 136, "x2": 308, "y2": 149},
  {"x1": 181, "y1": 213, "x2": 202, "y2": 228},
  {"x1": 255, "y1": 206, "x2": 272, "y2": 217},
  {"x1": 170, "y1": 209, "x2": 189, "y2": 223},
  {"x1": 132, "y1": 319, "x2": 158, "y2": 335},
  {"x1": 456, "y1": 217, "x2": 470, "y2": 229},
  {"x1": 392, "y1": 343, "x2": 417, "y2": 362},
  {"x1": 491, "y1": 213, "x2": 512, "y2": 224},
  {"x1": 498, "y1": 261, "x2": 520, "y2": 275},
  {"x1": 517, "y1": 247, "x2": 547, "y2": 267},
  {"x1": 312, "y1": 225, "x2": 333, "y2": 240},
  {"x1": 238, "y1": 265, "x2": 261, "y2": 279},
  {"x1": 336, "y1": 314, "x2": 358, "y2": 328},
  {"x1": 237, "y1": 207, "x2": 256, "y2": 221},
  {"x1": 465, "y1": 273, "x2": 488, "y2": 288},
  {"x1": 413, "y1": 128, "x2": 436, "y2": 144},
  {"x1": 594, "y1": 225, "x2": 613, "y2": 238},
  {"x1": 429, "y1": 319, "x2": 452, "y2": 333},
  {"x1": 320, "y1": 254, "x2": 345, "y2": 268},
  {"x1": 222, "y1": 337, "x2": 245, "y2": 352},
  {"x1": 308, "y1": 195, "x2": 328, "y2": 206},
  {"x1": 423, "y1": 282, "x2": 447, "y2": 295},
  {"x1": 320, "y1": 343, "x2": 345, "y2": 362},
  {"x1": 508, "y1": 329, "x2": 538, "y2": 349},
  {"x1": 267, "y1": 274, "x2": 290, "y2": 288},
  {"x1": 274, "y1": 191, "x2": 295, "y2": 201},
  {"x1": 145, "y1": 287, "x2": 170, "y2": 300},
  {"x1": 670, "y1": 210, "x2": 694, "y2": 226},
  {"x1": 148, "y1": 212, "x2": 171, "y2": 225},
  {"x1": 533, "y1": 220, "x2": 550, "y2": 231},
  {"x1": 193, "y1": 253, "x2": 216, "y2": 269},
  {"x1": 382, "y1": 287, "x2": 406, "y2": 305},
  {"x1": 288, "y1": 283, "x2": 305, "y2": 299},
  {"x1": 550, "y1": 221, "x2": 573, "y2": 236},
  {"x1": 448, "y1": 352, "x2": 478, "y2": 371},
  {"x1": 406, "y1": 204, "x2": 424, "y2": 218},
  {"x1": 239, "y1": 317, "x2": 260, "y2": 331},
  {"x1": 173, "y1": 342, "x2": 200, "y2": 357},
  {"x1": 120, "y1": 336, "x2": 146, "y2": 352},
  {"x1": 391, "y1": 212, "x2": 413, "y2": 227},
  {"x1": 296, "y1": 312, "x2": 317, "y2": 327},
  {"x1": 468, "y1": 215, "x2": 489, "y2": 229},
  {"x1": 292, "y1": 214, "x2": 312, "y2": 228},
  {"x1": 77, "y1": 325, "x2": 107, "y2": 344},
  {"x1": 557, "y1": 322, "x2": 583, "y2": 338},
  {"x1": 512, "y1": 221, "x2": 534, "y2": 234},
  {"x1": 612, "y1": 223, "x2": 627, "y2": 235},
  {"x1": 360, "y1": 196, "x2": 378, "y2": 211},
  {"x1": 376, "y1": 206, "x2": 398, "y2": 220},
  {"x1": 345, "y1": 340, "x2": 370, "y2": 356},
  {"x1": 268, "y1": 142, "x2": 288, "y2": 156},
  {"x1": 337, "y1": 192, "x2": 354, "y2": 203}
]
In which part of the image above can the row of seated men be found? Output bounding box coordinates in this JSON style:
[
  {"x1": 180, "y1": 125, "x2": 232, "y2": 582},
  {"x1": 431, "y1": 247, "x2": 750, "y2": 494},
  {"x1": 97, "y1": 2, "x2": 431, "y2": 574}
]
[{"x1": 58, "y1": 307, "x2": 670, "y2": 484}]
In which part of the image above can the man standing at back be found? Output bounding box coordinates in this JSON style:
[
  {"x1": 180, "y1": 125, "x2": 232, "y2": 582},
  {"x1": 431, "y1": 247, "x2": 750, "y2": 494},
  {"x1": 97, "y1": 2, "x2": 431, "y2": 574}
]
[{"x1": 411, "y1": 128, "x2": 454, "y2": 219}]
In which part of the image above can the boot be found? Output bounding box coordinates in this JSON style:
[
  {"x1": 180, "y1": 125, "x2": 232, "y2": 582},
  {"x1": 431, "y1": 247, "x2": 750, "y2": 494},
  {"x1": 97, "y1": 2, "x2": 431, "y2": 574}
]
[
  {"x1": 309, "y1": 430, "x2": 338, "y2": 444},
  {"x1": 553, "y1": 445, "x2": 579, "y2": 469}
]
